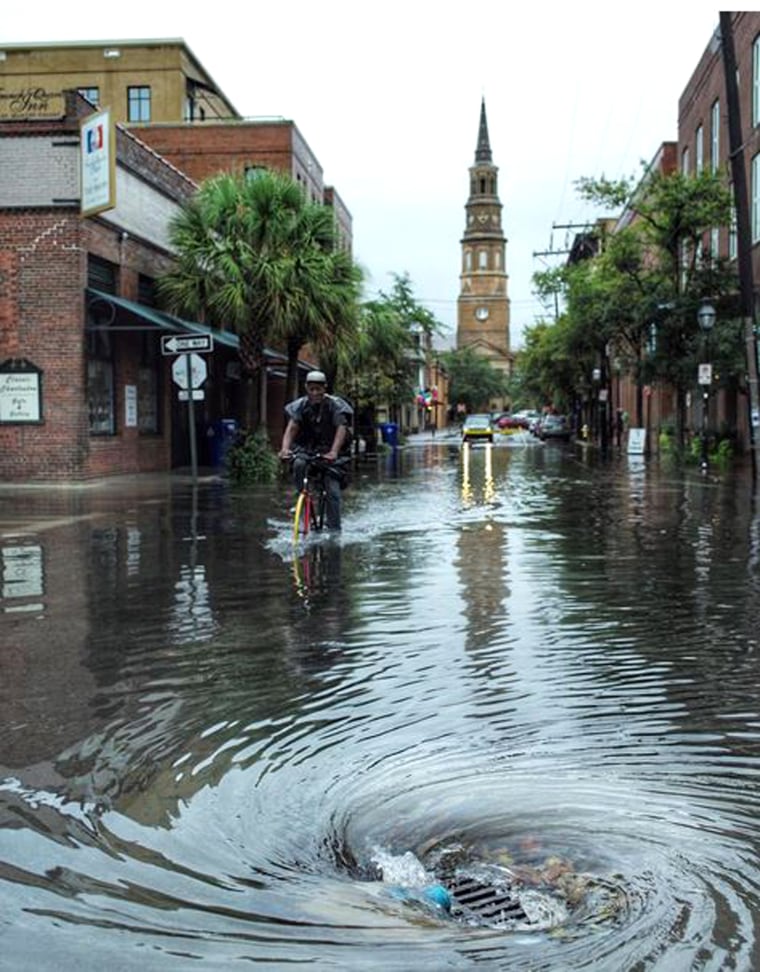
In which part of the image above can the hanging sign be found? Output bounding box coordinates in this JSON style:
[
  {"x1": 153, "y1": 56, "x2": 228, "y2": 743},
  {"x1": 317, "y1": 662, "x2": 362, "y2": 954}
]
[{"x1": 80, "y1": 108, "x2": 116, "y2": 217}]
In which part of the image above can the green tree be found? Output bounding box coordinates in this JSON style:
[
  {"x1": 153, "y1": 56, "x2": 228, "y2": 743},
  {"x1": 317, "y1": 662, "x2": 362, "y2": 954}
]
[
  {"x1": 338, "y1": 273, "x2": 445, "y2": 437},
  {"x1": 527, "y1": 167, "x2": 740, "y2": 442},
  {"x1": 159, "y1": 170, "x2": 362, "y2": 429},
  {"x1": 440, "y1": 346, "x2": 507, "y2": 412}
]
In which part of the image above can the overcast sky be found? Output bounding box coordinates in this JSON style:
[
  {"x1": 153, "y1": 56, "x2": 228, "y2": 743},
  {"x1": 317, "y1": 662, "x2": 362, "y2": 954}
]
[{"x1": 3, "y1": 2, "x2": 723, "y2": 347}]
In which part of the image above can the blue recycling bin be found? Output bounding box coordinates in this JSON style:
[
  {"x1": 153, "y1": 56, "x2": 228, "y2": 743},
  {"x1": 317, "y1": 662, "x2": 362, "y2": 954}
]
[
  {"x1": 379, "y1": 422, "x2": 399, "y2": 447},
  {"x1": 208, "y1": 418, "x2": 239, "y2": 467}
]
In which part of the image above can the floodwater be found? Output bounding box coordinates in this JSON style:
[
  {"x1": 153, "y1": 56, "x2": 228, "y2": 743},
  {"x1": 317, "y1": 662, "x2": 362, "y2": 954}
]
[{"x1": 2, "y1": 434, "x2": 760, "y2": 970}]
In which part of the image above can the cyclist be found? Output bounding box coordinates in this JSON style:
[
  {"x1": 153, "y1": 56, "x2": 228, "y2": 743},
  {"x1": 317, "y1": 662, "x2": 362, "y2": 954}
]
[{"x1": 278, "y1": 370, "x2": 353, "y2": 530}]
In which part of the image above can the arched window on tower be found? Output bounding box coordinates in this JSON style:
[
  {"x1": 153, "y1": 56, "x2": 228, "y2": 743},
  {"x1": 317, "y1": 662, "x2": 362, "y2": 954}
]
[
  {"x1": 479, "y1": 250, "x2": 488, "y2": 270},
  {"x1": 494, "y1": 251, "x2": 501, "y2": 269},
  {"x1": 464, "y1": 250, "x2": 472, "y2": 271},
  {"x1": 480, "y1": 177, "x2": 486, "y2": 194}
]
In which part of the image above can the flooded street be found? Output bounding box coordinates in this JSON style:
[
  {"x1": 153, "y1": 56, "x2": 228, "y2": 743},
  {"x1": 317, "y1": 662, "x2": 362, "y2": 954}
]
[{"x1": 2, "y1": 436, "x2": 760, "y2": 970}]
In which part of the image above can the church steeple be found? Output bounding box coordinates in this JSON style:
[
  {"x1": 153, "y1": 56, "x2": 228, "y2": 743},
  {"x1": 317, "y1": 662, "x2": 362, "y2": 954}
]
[
  {"x1": 456, "y1": 100, "x2": 511, "y2": 387},
  {"x1": 475, "y1": 97, "x2": 492, "y2": 163}
]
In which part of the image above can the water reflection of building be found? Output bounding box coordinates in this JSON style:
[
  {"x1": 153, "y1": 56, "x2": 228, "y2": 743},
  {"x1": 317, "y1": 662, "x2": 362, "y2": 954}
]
[{"x1": 454, "y1": 476, "x2": 510, "y2": 667}]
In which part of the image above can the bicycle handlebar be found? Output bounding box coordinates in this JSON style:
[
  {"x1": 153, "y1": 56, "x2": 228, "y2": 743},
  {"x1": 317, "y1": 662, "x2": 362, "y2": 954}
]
[{"x1": 283, "y1": 451, "x2": 346, "y2": 468}]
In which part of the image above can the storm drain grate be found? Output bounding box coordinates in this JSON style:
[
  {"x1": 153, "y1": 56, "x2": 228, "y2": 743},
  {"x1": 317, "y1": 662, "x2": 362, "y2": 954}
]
[{"x1": 445, "y1": 874, "x2": 530, "y2": 924}]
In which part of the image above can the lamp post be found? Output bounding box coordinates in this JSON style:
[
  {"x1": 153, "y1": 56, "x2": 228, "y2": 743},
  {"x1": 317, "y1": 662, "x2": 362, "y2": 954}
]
[
  {"x1": 697, "y1": 302, "x2": 716, "y2": 472},
  {"x1": 592, "y1": 367, "x2": 601, "y2": 441}
]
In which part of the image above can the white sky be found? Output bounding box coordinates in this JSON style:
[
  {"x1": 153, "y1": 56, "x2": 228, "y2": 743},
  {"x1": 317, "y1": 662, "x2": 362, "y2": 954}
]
[{"x1": 2, "y1": 2, "x2": 724, "y2": 347}]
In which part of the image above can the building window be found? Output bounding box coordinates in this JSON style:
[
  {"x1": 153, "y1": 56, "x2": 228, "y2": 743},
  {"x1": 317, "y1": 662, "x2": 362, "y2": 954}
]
[
  {"x1": 478, "y1": 250, "x2": 488, "y2": 270},
  {"x1": 138, "y1": 343, "x2": 160, "y2": 434},
  {"x1": 695, "y1": 125, "x2": 704, "y2": 174},
  {"x1": 88, "y1": 254, "x2": 117, "y2": 294},
  {"x1": 729, "y1": 184, "x2": 738, "y2": 260},
  {"x1": 681, "y1": 146, "x2": 690, "y2": 175},
  {"x1": 753, "y1": 36, "x2": 760, "y2": 127},
  {"x1": 86, "y1": 329, "x2": 115, "y2": 436},
  {"x1": 127, "y1": 86, "x2": 151, "y2": 122},
  {"x1": 78, "y1": 87, "x2": 99, "y2": 105},
  {"x1": 753, "y1": 154, "x2": 760, "y2": 243},
  {"x1": 711, "y1": 100, "x2": 720, "y2": 171},
  {"x1": 710, "y1": 227, "x2": 720, "y2": 257},
  {"x1": 245, "y1": 164, "x2": 267, "y2": 181},
  {"x1": 464, "y1": 250, "x2": 472, "y2": 271},
  {"x1": 184, "y1": 95, "x2": 205, "y2": 122}
]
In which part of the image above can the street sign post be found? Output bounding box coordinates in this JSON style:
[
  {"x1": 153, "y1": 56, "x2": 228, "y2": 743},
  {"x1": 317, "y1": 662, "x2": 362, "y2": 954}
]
[
  {"x1": 161, "y1": 334, "x2": 213, "y2": 355},
  {"x1": 164, "y1": 344, "x2": 212, "y2": 485},
  {"x1": 172, "y1": 353, "x2": 207, "y2": 390}
]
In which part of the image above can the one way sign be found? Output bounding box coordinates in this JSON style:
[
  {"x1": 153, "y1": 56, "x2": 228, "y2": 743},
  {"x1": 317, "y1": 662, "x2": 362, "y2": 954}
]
[{"x1": 161, "y1": 334, "x2": 214, "y2": 355}]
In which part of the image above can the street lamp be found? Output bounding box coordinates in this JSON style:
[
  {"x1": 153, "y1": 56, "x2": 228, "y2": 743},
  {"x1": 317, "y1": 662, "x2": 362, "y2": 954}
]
[{"x1": 697, "y1": 302, "x2": 716, "y2": 472}]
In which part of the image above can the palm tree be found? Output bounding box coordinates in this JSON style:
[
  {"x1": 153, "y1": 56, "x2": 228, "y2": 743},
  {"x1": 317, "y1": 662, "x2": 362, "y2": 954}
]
[{"x1": 159, "y1": 169, "x2": 361, "y2": 429}]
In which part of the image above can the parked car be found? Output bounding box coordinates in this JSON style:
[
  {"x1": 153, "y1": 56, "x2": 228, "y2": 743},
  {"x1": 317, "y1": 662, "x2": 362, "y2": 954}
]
[
  {"x1": 514, "y1": 409, "x2": 541, "y2": 429},
  {"x1": 538, "y1": 414, "x2": 572, "y2": 441},
  {"x1": 496, "y1": 414, "x2": 523, "y2": 433},
  {"x1": 461, "y1": 413, "x2": 493, "y2": 443}
]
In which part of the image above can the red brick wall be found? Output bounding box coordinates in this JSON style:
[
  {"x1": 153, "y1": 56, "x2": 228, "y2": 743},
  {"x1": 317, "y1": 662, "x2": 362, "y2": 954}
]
[
  {"x1": 0, "y1": 209, "x2": 181, "y2": 482},
  {"x1": 131, "y1": 123, "x2": 296, "y2": 184},
  {"x1": 0, "y1": 208, "x2": 89, "y2": 481}
]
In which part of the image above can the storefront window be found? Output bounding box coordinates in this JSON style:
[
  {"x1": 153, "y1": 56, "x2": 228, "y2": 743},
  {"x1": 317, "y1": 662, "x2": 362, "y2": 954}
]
[
  {"x1": 87, "y1": 354, "x2": 115, "y2": 434},
  {"x1": 138, "y1": 333, "x2": 160, "y2": 435},
  {"x1": 86, "y1": 292, "x2": 115, "y2": 435}
]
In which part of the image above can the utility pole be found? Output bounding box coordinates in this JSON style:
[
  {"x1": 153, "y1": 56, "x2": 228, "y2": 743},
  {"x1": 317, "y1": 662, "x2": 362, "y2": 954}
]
[{"x1": 720, "y1": 11, "x2": 760, "y2": 476}]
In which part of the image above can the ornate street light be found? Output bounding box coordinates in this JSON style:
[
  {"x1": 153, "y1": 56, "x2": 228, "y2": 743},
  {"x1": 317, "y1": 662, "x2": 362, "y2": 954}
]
[{"x1": 697, "y1": 302, "x2": 716, "y2": 472}]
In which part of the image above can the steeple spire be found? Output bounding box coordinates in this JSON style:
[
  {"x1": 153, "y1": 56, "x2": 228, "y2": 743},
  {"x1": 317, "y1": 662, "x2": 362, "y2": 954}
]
[{"x1": 475, "y1": 97, "x2": 492, "y2": 163}]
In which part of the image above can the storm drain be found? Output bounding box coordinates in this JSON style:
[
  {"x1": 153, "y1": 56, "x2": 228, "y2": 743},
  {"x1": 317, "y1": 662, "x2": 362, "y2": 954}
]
[{"x1": 445, "y1": 874, "x2": 530, "y2": 926}]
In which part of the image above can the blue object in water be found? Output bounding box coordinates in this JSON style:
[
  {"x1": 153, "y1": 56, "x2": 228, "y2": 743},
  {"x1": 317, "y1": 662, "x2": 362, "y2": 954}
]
[
  {"x1": 388, "y1": 883, "x2": 452, "y2": 913},
  {"x1": 422, "y1": 884, "x2": 452, "y2": 911}
]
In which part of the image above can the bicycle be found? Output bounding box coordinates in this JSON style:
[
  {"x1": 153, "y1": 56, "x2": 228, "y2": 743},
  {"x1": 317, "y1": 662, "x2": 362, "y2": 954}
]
[{"x1": 287, "y1": 452, "x2": 332, "y2": 542}]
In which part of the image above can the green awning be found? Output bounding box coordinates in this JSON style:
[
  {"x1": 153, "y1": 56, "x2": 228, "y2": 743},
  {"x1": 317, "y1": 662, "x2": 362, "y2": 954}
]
[
  {"x1": 85, "y1": 288, "x2": 240, "y2": 349},
  {"x1": 85, "y1": 288, "x2": 315, "y2": 371}
]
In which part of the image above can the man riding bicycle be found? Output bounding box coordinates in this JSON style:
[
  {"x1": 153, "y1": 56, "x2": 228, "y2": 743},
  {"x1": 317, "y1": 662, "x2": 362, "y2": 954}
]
[{"x1": 278, "y1": 370, "x2": 353, "y2": 530}]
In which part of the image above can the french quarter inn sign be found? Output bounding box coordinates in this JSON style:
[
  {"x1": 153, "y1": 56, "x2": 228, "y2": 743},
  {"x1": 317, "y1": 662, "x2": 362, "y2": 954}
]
[{"x1": 0, "y1": 87, "x2": 64, "y2": 121}]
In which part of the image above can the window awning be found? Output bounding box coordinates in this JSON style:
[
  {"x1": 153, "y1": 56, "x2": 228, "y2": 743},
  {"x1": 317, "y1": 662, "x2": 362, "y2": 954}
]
[
  {"x1": 85, "y1": 288, "x2": 316, "y2": 372},
  {"x1": 85, "y1": 288, "x2": 240, "y2": 349}
]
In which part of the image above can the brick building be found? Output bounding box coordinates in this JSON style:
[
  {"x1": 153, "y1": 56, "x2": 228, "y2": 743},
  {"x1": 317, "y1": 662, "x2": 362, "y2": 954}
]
[
  {"x1": 130, "y1": 119, "x2": 352, "y2": 250},
  {"x1": 0, "y1": 39, "x2": 352, "y2": 482},
  {"x1": 676, "y1": 11, "x2": 760, "y2": 450},
  {"x1": 0, "y1": 92, "x2": 204, "y2": 480}
]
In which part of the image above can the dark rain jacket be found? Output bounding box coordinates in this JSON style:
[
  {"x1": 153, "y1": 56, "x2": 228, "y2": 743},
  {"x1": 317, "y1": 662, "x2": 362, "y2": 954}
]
[{"x1": 284, "y1": 394, "x2": 353, "y2": 455}]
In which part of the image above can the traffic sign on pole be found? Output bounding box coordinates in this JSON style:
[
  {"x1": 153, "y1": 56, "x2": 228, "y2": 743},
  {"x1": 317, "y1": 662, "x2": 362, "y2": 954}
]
[
  {"x1": 172, "y1": 353, "x2": 207, "y2": 390},
  {"x1": 161, "y1": 334, "x2": 213, "y2": 355}
]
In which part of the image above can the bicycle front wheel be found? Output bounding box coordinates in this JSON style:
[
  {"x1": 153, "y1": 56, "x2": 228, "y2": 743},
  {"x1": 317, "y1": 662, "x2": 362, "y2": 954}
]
[
  {"x1": 313, "y1": 488, "x2": 327, "y2": 531},
  {"x1": 292, "y1": 491, "x2": 313, "y2": 542}
]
